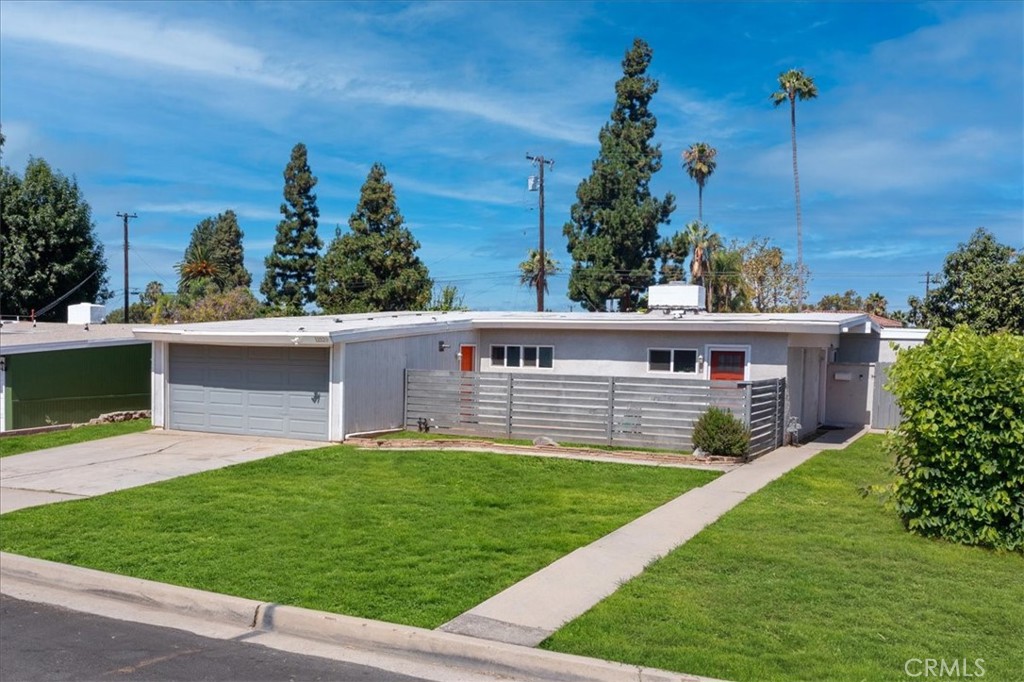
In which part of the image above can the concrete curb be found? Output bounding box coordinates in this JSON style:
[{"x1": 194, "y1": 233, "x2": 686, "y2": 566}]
[
  {"x1": 1, "y1": 552, "x2": 724, "y2": 682},
  {"x1": 1, "y1": 552, "x2": 263, "y2": 629}
]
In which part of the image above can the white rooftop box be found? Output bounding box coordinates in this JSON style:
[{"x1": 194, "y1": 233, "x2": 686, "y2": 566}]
[
  {"x1": 648, "y1": 283, "x2": 706, "y2": 310},
  {"x1": 67, "y1": 303, "x2": 106, "y2": 324}
]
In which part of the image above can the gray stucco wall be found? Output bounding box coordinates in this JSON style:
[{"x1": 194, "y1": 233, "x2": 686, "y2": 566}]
[
  {"x1": 477, "y1": 329, "x2": 790, "y2": 381},
  {"x1": 836, "y1": 334, "x2": 880, "y2": 363},
  {"x1": 343, "y1": 330, "x2": 478, "y2": 435},
  {"x1": 825, "y1": 362, "x2": 872, "y2": 426}
]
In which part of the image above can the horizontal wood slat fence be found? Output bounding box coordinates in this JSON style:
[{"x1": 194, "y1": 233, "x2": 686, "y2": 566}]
[{"x1": 405, "y1": 370, "x2": 785, "y2": 456}]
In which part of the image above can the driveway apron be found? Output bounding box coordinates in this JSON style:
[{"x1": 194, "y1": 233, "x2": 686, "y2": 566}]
[{"x1": 0, "y1": 430, "x2": 324, "y2": 514}]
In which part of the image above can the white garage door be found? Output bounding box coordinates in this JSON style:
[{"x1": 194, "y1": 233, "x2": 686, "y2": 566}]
[{"x1": 168, "y1": 345, "x2": 330, "y2": 440}]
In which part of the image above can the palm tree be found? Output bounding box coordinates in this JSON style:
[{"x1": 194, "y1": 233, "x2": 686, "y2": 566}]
[
  {"x1": 864, "y1": 292, "x2": 888, "y2": 316},
  {"x1": 772, "y1": 69, "x2": 818, "y2": 310},
  {"x1": 682, "y1": 142, "x2": 717, "y2": 223},
  {"x1": 176, "y1": 244, "x2": 227, "y2": 298},
  {"x1": 518, "y1": 248, "x2": 559, "y2": 295},
  {"x1": 685, "y1": 221, "x2": 719, "y2": 288},
  {"x1": 707, "y1": 248, "x2": 751, "y2": 312}
]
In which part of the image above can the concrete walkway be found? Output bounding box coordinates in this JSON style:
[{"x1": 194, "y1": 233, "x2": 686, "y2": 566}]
[
  {"x1": 440, "y1": 427, "x2": 867, "y2": 646},
  {"x1": 0, "y1": 430, "x2": 325, "y2": 514}
]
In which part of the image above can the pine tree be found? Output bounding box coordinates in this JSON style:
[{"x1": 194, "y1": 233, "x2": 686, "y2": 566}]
[
  {"x1": 261, "y1": 143, "x2": 322, "y2": 315},
  {"x1": 209, "y1": 210, "x2": 250, "y2": 290},
  {"x1": 316, "y1": 163, "x2": 432, "y2": 313},
  {"x1": 563, "y1": 38, "x2": 675, "y2": 312},
  {"x1": 0, "y1": 156, "x2": 109, "y2": 321}
]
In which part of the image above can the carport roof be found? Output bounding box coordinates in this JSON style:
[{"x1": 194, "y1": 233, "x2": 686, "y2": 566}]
[{"x1": 131, "y1": 309, "x2": 894, "y2": 347}]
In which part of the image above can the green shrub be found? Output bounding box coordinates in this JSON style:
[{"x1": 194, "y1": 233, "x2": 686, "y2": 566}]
[
  {"x1": 692, "y1": 407, "x2": 750, "y2": 456},
  {"x1": 886, "y1": 326, "x2": 1024, "y2": 551}
]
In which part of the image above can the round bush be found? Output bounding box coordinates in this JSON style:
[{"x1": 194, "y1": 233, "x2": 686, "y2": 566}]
[
  {"x1": 692, "y1": 407, "x2": 751, "y2": 456},
  {"x1": 886, "y1": 326, "x2": 1024, "y2": 551}
]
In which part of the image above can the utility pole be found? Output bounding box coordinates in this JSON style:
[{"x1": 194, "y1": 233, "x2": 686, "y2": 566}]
[
  {"x1": 117, "y1": 212, "x2": 137, "y2": 323},
  {"x1": 526, "y1": 154, "x2": 554, "y2": 312}
]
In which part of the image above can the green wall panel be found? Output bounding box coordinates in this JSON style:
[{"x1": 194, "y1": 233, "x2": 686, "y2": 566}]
[{"x1": 7, "y1": 344, "x2": 151, "y2": 429}]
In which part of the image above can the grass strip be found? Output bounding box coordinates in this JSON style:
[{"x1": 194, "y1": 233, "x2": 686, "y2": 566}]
[
  {"x1": 374, "y1": 429, "x2": 689, "y2": 454},
  {"x1": 0, "y1": 420, "x2": 152, "y2": 458},
  {"x1": 542, "y1": 435, "x2": 1024, "y2": 681},
  {"x1": 0, "y1": 446, "x2": 717, "y2": 629}
]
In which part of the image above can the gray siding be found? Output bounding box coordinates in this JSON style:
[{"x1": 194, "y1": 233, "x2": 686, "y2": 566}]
[
  {"x1": 477, "y1": 329, "x2": 789, "y2": 381},
  {"x1": 343, "y1": 330, "x2": 478, "y2": 435}
]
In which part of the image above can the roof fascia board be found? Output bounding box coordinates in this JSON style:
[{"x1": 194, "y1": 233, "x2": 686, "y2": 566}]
[
  {"x1": 131, "y1": 330, "x2": 334, "y2": 347},
  {"x1": 0, "y1": 338, "x2": 150, "y2": 356},
  {"x1": 471, "y1": 317, "x2": 850, "y2": 335}
]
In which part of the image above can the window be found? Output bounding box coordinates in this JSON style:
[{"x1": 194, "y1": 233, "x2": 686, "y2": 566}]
[
  {"x1": 490, "y1": 345, "x2": 553, "y2": 369},
  {"x1": 648, "y1": 348, "x2": 699, "y2": 374}
]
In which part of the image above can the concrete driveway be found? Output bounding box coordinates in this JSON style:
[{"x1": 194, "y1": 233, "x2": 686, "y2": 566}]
[{"x1": 0, "y1": 430, "x2": 326, "y2": 514}]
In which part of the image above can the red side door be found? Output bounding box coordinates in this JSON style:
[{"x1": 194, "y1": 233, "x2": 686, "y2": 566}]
[{"x1": 460, "y1": 345, "x2": 475, "y2": 372}]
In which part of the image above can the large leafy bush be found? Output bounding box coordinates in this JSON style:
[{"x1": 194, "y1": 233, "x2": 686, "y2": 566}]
[
  {"x1": 886, "y1": 326, "x2": 1024, "y2": 551},
  {"x1": 692, "y1": 407, "x2": 750, "y2": 456}
]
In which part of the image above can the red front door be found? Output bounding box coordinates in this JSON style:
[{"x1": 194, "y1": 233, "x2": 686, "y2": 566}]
[
  {"x1": 710, "y1": 350, "x2": 746, "y2": 381},
  {"x1": 460, "y1": 345, "x2": 476, "y2": 372}
]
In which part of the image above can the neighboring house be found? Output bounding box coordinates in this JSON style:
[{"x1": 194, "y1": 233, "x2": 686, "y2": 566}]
[
  {"x1": 0, "y1": 310, "x2": 152, "y2": 432},
  {"x1": 133, "y1": 291, "x2": 926, "y2": 444}
]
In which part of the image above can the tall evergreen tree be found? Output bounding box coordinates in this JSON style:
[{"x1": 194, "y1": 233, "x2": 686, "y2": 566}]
[
  {"x1": 316, "y1": 163, "x2": 432, "y2": 313},
  {"x1": 261, "y1": 143, "x2": 322, "y2": 315},
  {"x1": 0, "y1": 156, "x2": 109, "y2": 321},
  {"x1": 178, "y1": 210, "x2": 250, "y2": 298},
  {"x1": 564, "y1": 38, "x2": 675, "y2": 312}
]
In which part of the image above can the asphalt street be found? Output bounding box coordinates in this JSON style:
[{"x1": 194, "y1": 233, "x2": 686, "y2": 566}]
[{"x1": 0, "y1": 594, "x2": 428, "y2": 682}]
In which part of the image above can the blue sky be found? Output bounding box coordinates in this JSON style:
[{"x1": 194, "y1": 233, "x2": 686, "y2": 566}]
[{"x1": 1, "y1": 1, "x2": 1021, "y2": 314}]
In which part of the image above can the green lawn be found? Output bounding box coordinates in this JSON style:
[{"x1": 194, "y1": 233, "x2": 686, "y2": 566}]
[
  {"x1": 0, "y1": 420, "x2": 152, "y2": 458},
  {"x1": 542, "y1": 435, "x2": 1024, "y2": 681},
  {"x1": 0, "y1": 446, "x2": 717, "y2": 629}
]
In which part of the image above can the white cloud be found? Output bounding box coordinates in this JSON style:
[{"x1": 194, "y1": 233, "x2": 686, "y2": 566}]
[
  {"x1": 0, "y1": 2, "x2": 293, "y2": 88},
  {"x1": 137, "y1": 201, "x2": 281, "y2": 222},
  {"x1": 389, "y1": 172, "x2": 527, "y2": 207}
]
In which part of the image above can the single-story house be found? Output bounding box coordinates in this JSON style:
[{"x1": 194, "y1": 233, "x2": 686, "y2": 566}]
[
  {"x1": 0, "y1": 307, "x2": 151, "y2": 432},
  {"x1": 132, "y1": 289, "x2": 927, "y2": 445}
]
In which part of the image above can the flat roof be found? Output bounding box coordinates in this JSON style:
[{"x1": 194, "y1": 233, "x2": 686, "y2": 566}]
[
  {"x1": 131, "y1": 309, "x2": 893, "y2": 346},
  {"x1": 0, "y1": 321, "x2": 146, "y2": 355}
]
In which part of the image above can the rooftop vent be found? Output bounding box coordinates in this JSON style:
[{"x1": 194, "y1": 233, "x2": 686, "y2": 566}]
[
  {"x1": 67, "y1": 303, "x2": 105, "y2": 325},
  {"x1": 648, "y1": 284, "x2": 706, "y2": 313}
]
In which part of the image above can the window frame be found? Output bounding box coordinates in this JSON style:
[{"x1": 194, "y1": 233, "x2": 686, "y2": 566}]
[
  {"x1": 647, "y1": 347, "x2": 701, "y2": 375},
  {"x1": 489, "y1": 344, "x2": 554, "y2": 370}
]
